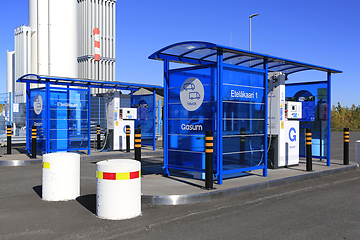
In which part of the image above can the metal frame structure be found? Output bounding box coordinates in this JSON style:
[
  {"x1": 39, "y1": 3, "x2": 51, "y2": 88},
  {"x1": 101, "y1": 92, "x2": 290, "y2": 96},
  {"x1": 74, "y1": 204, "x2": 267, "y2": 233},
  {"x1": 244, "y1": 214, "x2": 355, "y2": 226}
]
[
  {"x1": 285, "y1": 80, "x2": 330, "y2": 163},
  {"x1": 17, "y1": 74, "x2": 162, "y2": 154},
  {"x1": 149, "y1": 41, "x2": 342, "y2": 184}
]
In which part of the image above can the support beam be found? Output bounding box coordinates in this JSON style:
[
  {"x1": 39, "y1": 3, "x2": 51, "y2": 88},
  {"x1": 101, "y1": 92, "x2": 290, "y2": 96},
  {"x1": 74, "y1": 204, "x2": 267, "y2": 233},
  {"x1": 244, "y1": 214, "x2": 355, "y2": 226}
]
[
  {"x1": 163, "y1": 60, "x2": 169, "y2": 176},
  {"x1": 263, "y1": 59, "x2": 268, "y2": 177},
  {"x1": 216, "y1": 51, "x2": 223, "y2": 185},
  {"x1": 327, "y1": 72, "x2": 331, "y2": 166}
]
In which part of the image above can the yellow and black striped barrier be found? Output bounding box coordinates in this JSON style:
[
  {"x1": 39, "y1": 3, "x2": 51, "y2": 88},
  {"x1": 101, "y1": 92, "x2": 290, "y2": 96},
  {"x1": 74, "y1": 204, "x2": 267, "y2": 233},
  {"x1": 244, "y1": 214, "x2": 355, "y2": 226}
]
[
  {"x1": 135, "y1": 128, "x2": 141, "y2": 161},
  {"x1": 7, "y1": 125, "x2": 11, "y2": 155},
  {"x1": 205, "y1": 130, "x2": 214, "y2": 190},
  {"x1": 344, "y1": 128, "x2": 349, "y2": 165},
  {"x1": 31, "y1": 126, "x2": 37, "y2": 159},
  {"x1": 97, "y1": 125, "x2": 101, "y2": 150},
  {"x1": 126, "y1": 125, "x2": 130, "y2": 153},
  {"x1": 306, "y1": 128, "x2": 312, "y2": 171}
]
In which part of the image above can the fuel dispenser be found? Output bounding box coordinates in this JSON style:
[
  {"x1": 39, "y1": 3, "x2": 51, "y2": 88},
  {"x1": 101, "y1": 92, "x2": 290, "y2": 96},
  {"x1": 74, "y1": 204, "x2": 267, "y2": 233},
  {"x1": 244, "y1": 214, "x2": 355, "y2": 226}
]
[
  {"x1": 107, "y1": 91, "x2": 137, "y2": 150},
  {"x1": 268, "y1": 73, "x2": 302, "y2": 168}
]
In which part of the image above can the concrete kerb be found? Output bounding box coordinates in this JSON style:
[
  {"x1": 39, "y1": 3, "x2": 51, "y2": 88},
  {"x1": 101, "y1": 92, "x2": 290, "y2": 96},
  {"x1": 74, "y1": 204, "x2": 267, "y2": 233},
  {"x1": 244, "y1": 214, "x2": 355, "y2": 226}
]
[
  {"x1": 0, "y1": 159, "x2": 42, "y2": 167},
  {"x1": 142, "y1": 163, "x2": 359, "y2": 205}
]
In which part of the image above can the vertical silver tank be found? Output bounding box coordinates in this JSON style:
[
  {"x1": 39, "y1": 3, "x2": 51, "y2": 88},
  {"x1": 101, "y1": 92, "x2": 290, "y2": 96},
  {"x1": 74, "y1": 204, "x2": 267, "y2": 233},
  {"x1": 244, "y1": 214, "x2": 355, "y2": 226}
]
[
  {"x1": 30, "y1": 0, "x2": 78, "y2": 78},
  {"x1": 77, "y1": 0, "x2": 116, "y2": 94}
]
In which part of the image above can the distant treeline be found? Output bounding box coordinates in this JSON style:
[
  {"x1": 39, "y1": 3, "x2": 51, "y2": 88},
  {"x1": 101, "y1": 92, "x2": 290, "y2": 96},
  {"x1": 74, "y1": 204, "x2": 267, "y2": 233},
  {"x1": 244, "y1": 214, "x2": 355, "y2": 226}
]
[{"x1": 331, "y1": 102, "x2": 360, "y2": 130}]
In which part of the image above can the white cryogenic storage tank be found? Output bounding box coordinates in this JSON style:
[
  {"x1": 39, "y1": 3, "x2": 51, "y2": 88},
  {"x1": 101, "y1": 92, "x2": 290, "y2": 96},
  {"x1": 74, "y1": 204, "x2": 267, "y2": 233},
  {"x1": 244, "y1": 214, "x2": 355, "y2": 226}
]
[
  {"x1": 7, "y1": 51, "x2": 15, "y2": 95},
  {"x1": 29, "y1": 0, "x2": 37, "y2": 75},
  {"x1": 49, "y1": 0, "x2": 78, "y2": 77},
  {"x1": 31, "y1": 0, "x2": 78, "y2": 78}
]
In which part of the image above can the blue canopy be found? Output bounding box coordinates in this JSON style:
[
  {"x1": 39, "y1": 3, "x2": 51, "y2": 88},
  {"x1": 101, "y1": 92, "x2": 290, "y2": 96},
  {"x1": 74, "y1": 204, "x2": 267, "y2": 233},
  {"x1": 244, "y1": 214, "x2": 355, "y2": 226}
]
[
  {"x1": 149, "y1": 41, "x2": 342, "y2": 75},
  {"x1": 17, "y1": 74, "x2": 162, "y2": 91}
]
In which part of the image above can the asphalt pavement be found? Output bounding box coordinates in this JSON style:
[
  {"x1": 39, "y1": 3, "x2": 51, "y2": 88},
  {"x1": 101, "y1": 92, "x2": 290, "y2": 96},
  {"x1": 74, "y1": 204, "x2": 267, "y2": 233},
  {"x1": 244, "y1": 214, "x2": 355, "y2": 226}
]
[
  {"x1": 0, "y1": 132, "x2": 359, "y2": 239},
  {"x1": 0, "y1": 159, "x2": 359, "y2": 239}
]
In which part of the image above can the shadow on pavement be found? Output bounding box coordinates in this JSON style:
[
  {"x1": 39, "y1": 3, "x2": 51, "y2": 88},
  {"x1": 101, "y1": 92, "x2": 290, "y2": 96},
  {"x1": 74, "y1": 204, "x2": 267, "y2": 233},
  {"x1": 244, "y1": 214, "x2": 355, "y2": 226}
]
[
  {"x1": 166, "y1": 176, "x2": 204, "y2": 189},
  {"x1": 77, "y1": 194, "x2": 96, "y2": 214},
  {"x1": 33, "y1": 185, "x2": 42, "y2": 198}
]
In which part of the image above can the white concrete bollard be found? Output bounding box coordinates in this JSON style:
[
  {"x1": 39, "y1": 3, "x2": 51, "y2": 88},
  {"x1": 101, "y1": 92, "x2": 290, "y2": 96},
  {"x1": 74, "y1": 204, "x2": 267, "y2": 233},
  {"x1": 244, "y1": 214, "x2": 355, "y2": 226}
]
[
  {"x1": 42, "y1": 152, "x2": 80, "y2": 201},
  {"x1": 96, "y1": 159, "x2": 141, "y2": 220},
  {"x1": 355, "y1": 140, "x2": 360, "y2": 165}
]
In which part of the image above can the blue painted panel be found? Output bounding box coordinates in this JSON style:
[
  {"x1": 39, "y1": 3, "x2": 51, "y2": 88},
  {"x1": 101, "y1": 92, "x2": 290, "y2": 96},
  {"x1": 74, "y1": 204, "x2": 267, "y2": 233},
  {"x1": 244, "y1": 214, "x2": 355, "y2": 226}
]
[
  {"x1": 133, "y1": 94, "x2": 154, "y2": 144},
  {"x1": 167, "y1": 66, "x2": 216, "y2": 173},
  {"x1": 223, "y1": 135, "x2": 264, "y2": 153},
  {"x1": 169, "y1": 119, "x2": 213, "y2": 135},
  {"x1": 169, "y1": 150, "x2": 205, "y2": 172},
  {"x1": 223, "y1": 85, "x2": 264, "y2": 103},
  {"x1": 29, "y1": 88, "x2": 47, "y2": 152},
  {"x1": 168, "y1": 81, "x2": 215, "y2": 104},
  {"x1": 167, "y1": 63, "x2": 266, "y2": 178},
  {"x1": 286, "y1": 81, "x2": 328, "y2": 158},
  {"x1": 29, "y1": 87, "x2": 89, "y2": 153},
  {"x1": 223, "y1": 68, "x2": 264, "y2": 87},
  {"x1": 169, "y1": 135, "x2": 205, "y2": 152},
  {"x1": 301, "y1": 101, "x2": 316, "y2": 121},
  {"x1": 49, "y1": 90, "x2": 68, "y2": 150},
  {"x1": 223, "y1": 151, "x2": 264, "y2": 169},
  {"x1": 222, "y1": 69, "x2": 265, "y2": 171},
  {"x1": 168, "y1": 102, "x2": 215, "y2": 119},
  {"x1": 223, "y1": 101, "x2": 264, "y2": 119}
]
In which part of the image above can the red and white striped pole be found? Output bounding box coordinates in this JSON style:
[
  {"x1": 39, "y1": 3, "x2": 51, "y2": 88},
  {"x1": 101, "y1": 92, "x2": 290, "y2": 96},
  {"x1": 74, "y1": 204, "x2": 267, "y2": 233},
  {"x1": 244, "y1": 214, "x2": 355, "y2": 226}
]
[{"x1": 93, "y1": 28, "x2": 100, "y2": 61}]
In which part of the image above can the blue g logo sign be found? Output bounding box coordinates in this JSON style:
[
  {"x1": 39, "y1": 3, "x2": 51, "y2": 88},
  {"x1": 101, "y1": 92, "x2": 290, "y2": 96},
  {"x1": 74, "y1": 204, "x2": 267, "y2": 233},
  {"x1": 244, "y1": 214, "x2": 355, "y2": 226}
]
[{"x1": 289, "y1": 127, "x2": 296, "y2": 142}]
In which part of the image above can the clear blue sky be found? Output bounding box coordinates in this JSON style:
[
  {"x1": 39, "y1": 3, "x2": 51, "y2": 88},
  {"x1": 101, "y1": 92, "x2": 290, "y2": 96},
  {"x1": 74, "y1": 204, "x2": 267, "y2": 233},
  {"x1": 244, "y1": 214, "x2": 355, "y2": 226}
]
[{"x1": 1, "y1": 0, "x2": 359, "y2": 107}]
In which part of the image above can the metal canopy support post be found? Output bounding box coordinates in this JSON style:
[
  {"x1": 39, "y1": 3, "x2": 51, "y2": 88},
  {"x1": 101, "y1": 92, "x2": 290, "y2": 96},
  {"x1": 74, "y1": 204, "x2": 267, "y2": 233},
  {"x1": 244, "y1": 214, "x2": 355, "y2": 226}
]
[
  {"x1": 153, "y1": 89, "x2": 156, "y2": 150},
  {"x1": 131, "y1": 90, "x2": 133, "y2": 106},
  {"x1": 98, "y1": 97, "x2": 101, "y2": 125},
  {"x1": 327, "y1": 72, "x2": 331, "y2": 166},
  {"x1": 26, "y1": 83, "x2": 30, "y2": 153},
  {"x1": 216, "y1": 51, "x2": 223, "y2": 185},
  {"x1": 163, "y1": 60, "x2": 170, "y2": 176},
  {"x1": 157, "y1": 100, "x2": 162, "y2": 138},
  {"x1": 67, "y1": 86, "x2": 70, "y2": 152},
  {"x1": 88, "y1": 87, "x2": 91, "y2": 155},
  {"x1": 9, "y1": 92, "x2": 13, "y2": 127},
  {"x1": 263, "y1": 59, "x2": 268, "y2": 177},
  {"x1": 46, "y1": 82, "x2": 50, "y2": 154}
]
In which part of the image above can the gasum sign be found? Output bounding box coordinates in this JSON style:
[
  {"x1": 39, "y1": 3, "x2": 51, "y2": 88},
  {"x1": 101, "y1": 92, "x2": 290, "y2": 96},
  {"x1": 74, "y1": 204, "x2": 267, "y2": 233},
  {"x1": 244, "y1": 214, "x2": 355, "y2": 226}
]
[{"x1": 180, "y1": 77, "x2": 204, "y2": 111}]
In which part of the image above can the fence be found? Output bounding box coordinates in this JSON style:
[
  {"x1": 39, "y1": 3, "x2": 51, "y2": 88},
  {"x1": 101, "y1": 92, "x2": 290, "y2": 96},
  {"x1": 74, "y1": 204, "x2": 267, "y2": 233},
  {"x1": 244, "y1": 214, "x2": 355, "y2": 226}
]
[
  {"x1": 0, "y1": 92, "x2": 27, "y2": 140},
  {"x1": 1, "y1": 91, "x2": 163, "y2": 148}
]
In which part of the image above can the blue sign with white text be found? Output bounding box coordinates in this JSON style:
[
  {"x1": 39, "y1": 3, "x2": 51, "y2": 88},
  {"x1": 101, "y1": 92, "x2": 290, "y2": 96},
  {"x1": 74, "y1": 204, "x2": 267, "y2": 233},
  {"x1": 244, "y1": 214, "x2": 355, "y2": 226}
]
[{"x1": 301, "y1": 101, "x2": 315, "y2": 121}]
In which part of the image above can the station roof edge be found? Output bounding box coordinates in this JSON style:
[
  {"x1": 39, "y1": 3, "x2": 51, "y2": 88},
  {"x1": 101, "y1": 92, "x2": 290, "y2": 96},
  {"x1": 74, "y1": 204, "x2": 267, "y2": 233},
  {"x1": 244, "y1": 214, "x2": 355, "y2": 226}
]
[
  {"x1": 149, "y1": 41, "x2": 342, "y2": 75},
  {"x1": 16, "y1": 74, "x2": 163, "y2": 91}
]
